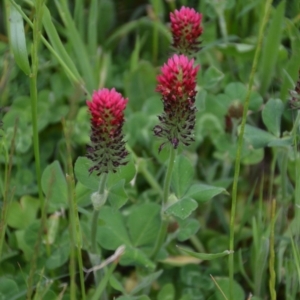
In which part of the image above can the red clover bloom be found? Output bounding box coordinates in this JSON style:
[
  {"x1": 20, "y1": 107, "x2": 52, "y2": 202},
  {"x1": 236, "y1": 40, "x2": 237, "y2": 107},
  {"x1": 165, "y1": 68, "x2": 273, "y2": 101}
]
[
  {"x1": 154, "y1": 54, "x2": 200, "y2": 151},
  {"x1": 170, "y1": 6, "x2": 203, "y2": 55},
  {"x1": 87, "y1": 88, "x2": 128, "y2": 175}
]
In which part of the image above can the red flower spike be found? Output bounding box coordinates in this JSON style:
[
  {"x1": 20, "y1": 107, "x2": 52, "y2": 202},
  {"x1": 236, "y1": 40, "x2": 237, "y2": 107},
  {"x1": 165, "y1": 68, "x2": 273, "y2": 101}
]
[
  {"x1": 154, "y1": 54, "x2": 200, "y2": 150},
  {"x1": 170, "y1": 6, "x2": 203, "y2": 55},
  {"x1": 86, "y1": 88, "x2": 128, "y2": 175}
]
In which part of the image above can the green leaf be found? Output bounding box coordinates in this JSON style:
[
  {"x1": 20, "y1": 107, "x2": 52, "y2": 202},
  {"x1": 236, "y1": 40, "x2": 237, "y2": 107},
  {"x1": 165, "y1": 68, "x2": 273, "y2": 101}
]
[
  {"x1": 0, "y1": 278, "x2": 19, "y2": 299},
  {"x1": 97, "y1": 206, "x2": 131, "y2": 250},
  {"x1": 107, "y1": 156, "x2": 136, "y2": 188},
  {"x1": 166, "y1": 197, "x2": 198, "y2": 220},
  {"x1": 127, "y1": 203, "x2": 161, "y2": 247},
  {"x1": 177, "y1": 218, "x2": 200, "y2": 242},
  {"x1": 213, "y1": 277, "x2": 245, "y2": 300},
  {"x1": 129, "y1": 270, "x2": 163, "y2": 295},
  {"x1": 109, "y1": 275, "x2": 127, "y2": 294},
  {"x1": 171, "y1": 155, "x2": 194, "y2": 198},
  {"x1": 259, "y1": 1, "x2": 286, "y2": 94},
  {"x1": 121, "y1": 247, "x2": 156, "y2": 270},
  {"x1": 46, "y1": 243, "x2": 70, "y2": 270},
  {"x1": 108, "y1": 180, "x2": 128, "y2": 209},
  {"x1": 243, "y1": 124, "x2": 276, "y2": 149},
  {"x1": 178, "y1": 246, "x2": 233, "y2": 260},
  {"x1": 186, "y1": 183, "x2": 228, "y2": 203},
  {"x1": 262, "y1": 98, "x2": 284, "y2": 137},
  {"x1": 157, "y1": 283, "x2": 175, "y2": 300},
  {"x1": 9, "y1": 4, "x2": 31, "y2": 75},
  {"x1": 74, "y1": 156, "x2": 99, "y2": 190},
  {"x1": 267, "y1": 136, "x2": 293, "y2": 148},
  {"x1": 41, "y1": 161, "x2": 68, "y2": 212},
  {"x1": 6, "y1": 196, "x2": 40, "y2": 229},
  {"x1": 203, "y1": 66, "x2": 224, "y2": 89}
]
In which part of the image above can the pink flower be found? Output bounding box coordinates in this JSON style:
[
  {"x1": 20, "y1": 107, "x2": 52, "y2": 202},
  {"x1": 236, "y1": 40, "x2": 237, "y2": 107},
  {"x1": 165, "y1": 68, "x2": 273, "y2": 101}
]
[
  {"x1": 154, "y1": 54, "x2": 200, "y2": 150},
  {"x1": 170, "y1": 6, "x2": 203, "y2": 55},
  {"x1": 87, "y1": 88, "x2": 128, "y2": 175}
]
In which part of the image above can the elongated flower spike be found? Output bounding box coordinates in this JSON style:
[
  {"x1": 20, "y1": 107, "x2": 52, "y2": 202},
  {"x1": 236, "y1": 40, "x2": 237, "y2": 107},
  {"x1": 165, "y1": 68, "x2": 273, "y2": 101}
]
[
  {"x1": 87, "y1": 88, "x2": 128, "y2": 175},
  {"x1": 170, "y1": 6, "x2": 203, "y2": 55},
  {"x1": 154, "y1": 54, "x2": 200, "y2": 151}
]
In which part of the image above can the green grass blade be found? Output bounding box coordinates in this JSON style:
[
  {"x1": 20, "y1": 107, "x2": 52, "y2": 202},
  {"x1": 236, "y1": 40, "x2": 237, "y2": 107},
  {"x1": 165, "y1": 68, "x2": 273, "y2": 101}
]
[
  {"x1": 42, "y1": 6, "x2": 82, "y2": 82},
  {"x1": 87, "y1": 0, "x2": 98, "y2": 56},
  {"x1": 259, "y1": 1, "x2": 286, "y2": 95},
  {"x1": 55, "y1": 0, "x2": 96, "y2": 92},
  {"x1": 8, "y1": 3, "x2": 31, "y2": 75}
]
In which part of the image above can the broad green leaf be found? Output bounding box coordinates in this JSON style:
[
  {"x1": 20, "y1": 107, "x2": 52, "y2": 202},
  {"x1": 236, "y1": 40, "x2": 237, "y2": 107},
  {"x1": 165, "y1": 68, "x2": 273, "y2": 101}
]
[
  {"x1": 106, "y1": 156, "x2": 136, "y2": 188},
  {"x1": 9, "y1": 4, "x2": 30, "y2": 75},
  {"x1": 108, "y1": 180, "x2": 128, "y2": 209},
  {"x1": 127, "y1": 203, "x2": 161, "y2": 247},
  {"x1": 259, "y1": 1, "x2": 286, "y2": 94},
  {"x1": 97, "y1": 206, "x2": 131, "y2": 250},
  {"x1": 262, "y1": 98, "x2": 284, "y2": 137},
  {"x1": 6, "y1": 196, "x2": 39, "y2": 229},
  {"x1": 121, "y1": 247, "x2": 155, "y2": 270},
  {"x1": 166, "y1": 197, "x2": 198, "y2": 220},
  {"x1": 186, "y1": 183, "x2": 228, "y2": 203},
  {"x1": 203, "y1": 66, "x2": 224, "y2": 89},
  {"x1": 109, "y1": 275, "x2": 127, "y2": 294},
  {"x1": 15, "y1": 230, "x2": 34, "y2": 260},
  {"x1": 157, "y1": 283, "x2": 175, "y2": 300},
  {"x1": 46, "y1": 243, "x2": 70, "y2": 270},
  {"x1": 178, "y1": 246, "x2": 233, "y2": 260},
  {"x1": 225, "y1": 82, "x2": 246, "y2": 101},
  {"x1": 41, "y1": 160, "x2": 68, "y2": 212},
  {"x1": 241, "y1": 147, "x2": 264, "y2": 165},
  {"x1": 0, "y1": 278, "x2": 19, "y2": 299},
  {"x1": 24, "y1": 220, "x2": 40, "y2": 247},
  {"x1": 177, "y1": 218, "x2": 200, "y2": 242},
  {"x1": 213, "y1": 277, "x2": 245, "y2": 300},
  {"x1": 243, "y1": 124, "x2": 276, "y2": 149},
  {"x1": 171, "y1": 155, "x2": 194, "y2": 198},
  {"x1": 129, "y1": 270, "x2": 163, "y2": 295},
  {"x1": 74, "y1": 156, "x2": 99, "y2": 190},
  {"x1": 267, "y1": 136, "x2": 292, "y2": 148}
]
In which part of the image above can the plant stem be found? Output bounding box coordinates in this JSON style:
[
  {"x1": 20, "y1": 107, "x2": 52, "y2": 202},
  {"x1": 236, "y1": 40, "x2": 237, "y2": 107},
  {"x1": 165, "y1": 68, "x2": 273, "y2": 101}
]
[
  {"x1": 293, "y1": 111, "x2": 300, "y2": 231},
  {"x1": 26, "y1": 1, "x2": 46, "y2": 298},
  {"x1": 228, "y1": 0, "x2": 273, "y2": 298},
  {"x1": 91, "y1": 262, "x2": 117, "y2": 300},
  {"x1": 151, "y1": 147, "x2": 176, "y2": 258},
  {"x1": 269, "y1": 199, "x2": 277, "y2": 300},
  {"x1": 90, "y1": 174, "x2": 108, "y2": 286},
  {"x1": 63, "y1": 120, "x2": 86, "y2": 300}
]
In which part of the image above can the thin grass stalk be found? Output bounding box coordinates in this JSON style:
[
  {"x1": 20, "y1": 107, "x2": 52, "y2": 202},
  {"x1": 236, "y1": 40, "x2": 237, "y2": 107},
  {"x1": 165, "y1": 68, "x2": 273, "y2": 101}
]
[
  {"x1": 0, "y1": 119, "x2": 18, "y2": 259},
  {"x1": 151, "y1": 147, "x2": 176, "y2": 258},
  {"x1": 269, "y1": 199, "x2": 277, "y2": 300},
  {"x1": 66, "y1": 174, "x2": 77, "y2": 300},
  {"x1": 8, "y1": 0, "x2": 90, "y2": 97},
  {"x1": 293, "y1": 111, "x2": 300, "y2": 230},
  {"x1": 228, "y1": 0, "x2": 273, "y2": 298},
  {"x1": 63, "y1": 120, "x2": 86, "y2": 300}
]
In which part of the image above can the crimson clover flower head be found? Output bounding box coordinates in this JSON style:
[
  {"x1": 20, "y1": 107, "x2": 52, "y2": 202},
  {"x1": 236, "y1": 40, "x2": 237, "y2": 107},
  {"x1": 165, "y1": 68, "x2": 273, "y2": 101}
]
[
  {"x1": 86, "y1": 88, "x2": 128, "y2": 175},
  {"x1": 154, "y1": 54, "x2": 200, "y2": 151},
  {"x1": 170, "y1": 6, "x2": 203, "y2": 55}
]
